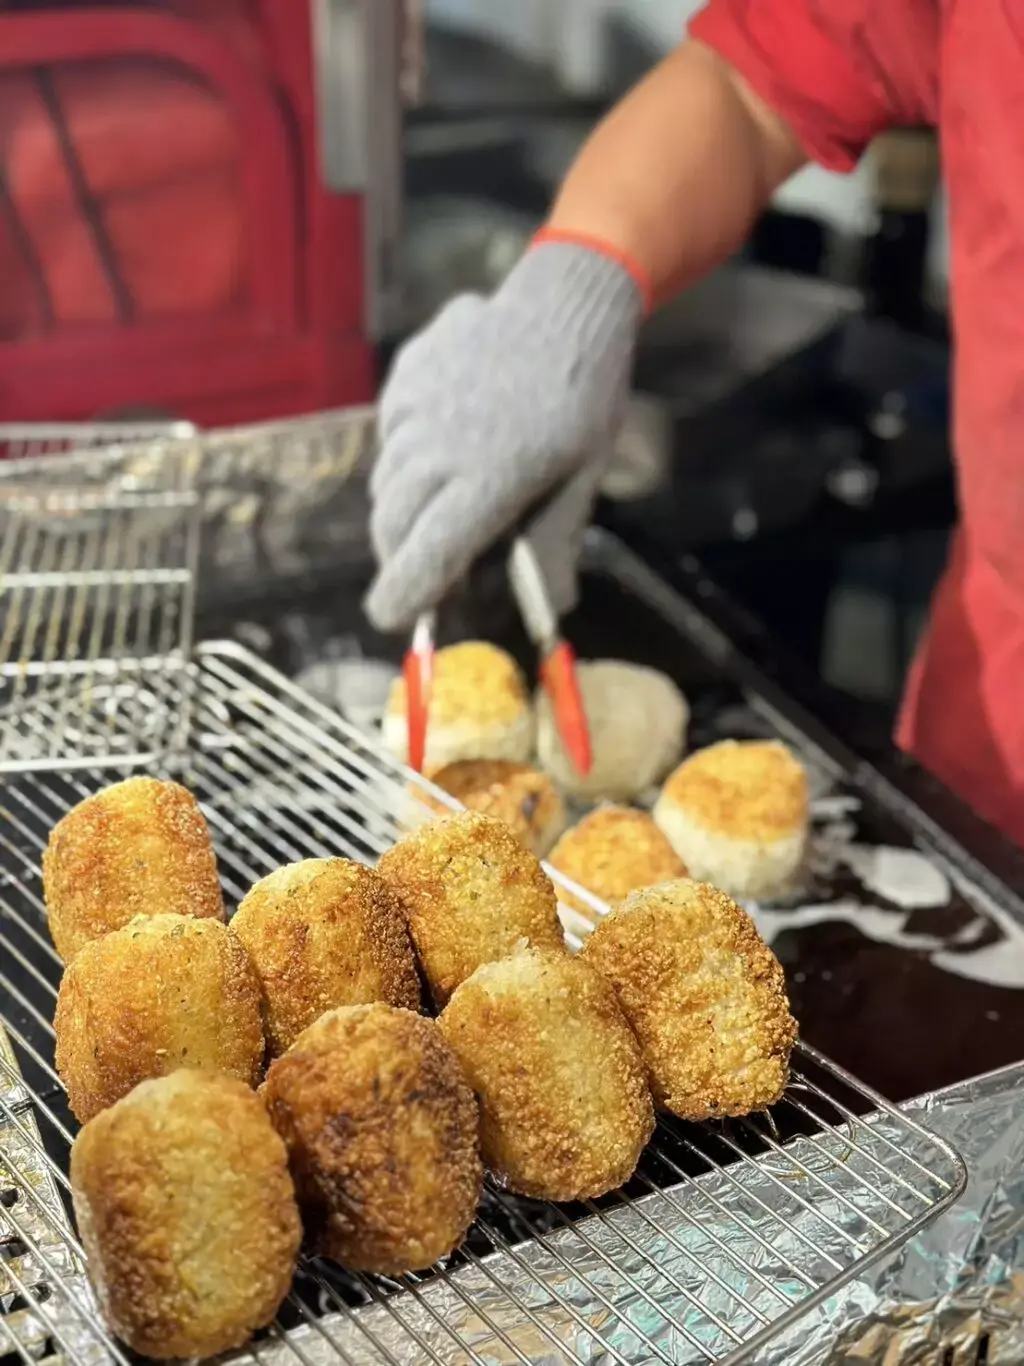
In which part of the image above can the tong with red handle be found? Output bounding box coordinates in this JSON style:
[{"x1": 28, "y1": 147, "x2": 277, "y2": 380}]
[{"x1": 400, "y1": 540, "x2": 591, "y2": 777}]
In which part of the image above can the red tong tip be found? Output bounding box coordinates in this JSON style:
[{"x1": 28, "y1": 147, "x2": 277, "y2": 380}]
[
  {"x1": 540, "y1": 640, "x2": 592, "y2": 777},
  {"x1": 403, "y1": 629, "x2": 434, "y2": 774}
]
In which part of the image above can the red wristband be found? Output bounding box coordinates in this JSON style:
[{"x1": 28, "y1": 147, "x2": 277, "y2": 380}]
[{"x1": 530, "y1": 227, "x2": 655, "y2": 315}]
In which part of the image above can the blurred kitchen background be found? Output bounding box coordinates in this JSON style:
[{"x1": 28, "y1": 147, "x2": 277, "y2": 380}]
[{"x1": 0, "y1": 0, "x2": 953, "y2": 729}]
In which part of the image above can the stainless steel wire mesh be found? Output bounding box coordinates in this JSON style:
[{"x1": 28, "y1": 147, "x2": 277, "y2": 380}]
[
  {"x1": 0, "y1": 442, "x2": 200, "y2": 773},
  {"x1": 0, "y1": 644, "x2": 967, "y2": 1366}
]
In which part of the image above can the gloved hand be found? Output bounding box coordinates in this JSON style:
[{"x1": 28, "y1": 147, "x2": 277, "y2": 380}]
[{"x1": 365, "y1": 238, "x2": 647, "y2": 632}]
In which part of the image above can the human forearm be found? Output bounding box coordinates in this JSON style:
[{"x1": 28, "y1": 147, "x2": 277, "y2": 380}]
[{"x1": 546, "y1": 40, "x2": 806, "y2": 307}]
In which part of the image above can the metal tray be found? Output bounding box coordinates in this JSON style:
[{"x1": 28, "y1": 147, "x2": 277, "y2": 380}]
[{"x1": 0, "y1": 643, "x2": 966, "y2": 1366}]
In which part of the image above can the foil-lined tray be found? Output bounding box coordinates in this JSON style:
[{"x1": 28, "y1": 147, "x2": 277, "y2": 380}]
[{"x1": 759, "y1": 1061, "x2": 1024, "y2": 1364}]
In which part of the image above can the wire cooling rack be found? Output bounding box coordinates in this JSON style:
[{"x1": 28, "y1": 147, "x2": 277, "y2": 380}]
[
  {"x1": 0, "y1": 443, "x2": 199, "y2": 774},
  {"x1": 0, "y1": 644, "x2": 967, "y2": 1366}
]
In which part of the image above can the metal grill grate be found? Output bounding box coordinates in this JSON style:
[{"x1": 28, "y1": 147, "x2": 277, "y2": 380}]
[
  {"x1": 0, "y1": 645, "x2": 967, "y2": 1366},
  {"x1": 0, "y1": 422, "x2": 198, "y2": 463},
  {"x1": 0, "y1": 447, "x2": 199, "y2": 774}
]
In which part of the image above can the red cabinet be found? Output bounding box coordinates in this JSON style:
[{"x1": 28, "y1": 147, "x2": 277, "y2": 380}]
[{"x1": 0, "y1": 1, "x2": 400, "y2": 427}]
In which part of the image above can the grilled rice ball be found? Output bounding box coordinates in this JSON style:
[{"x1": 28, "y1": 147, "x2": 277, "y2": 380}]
[
  {"x1": 70, "y1": 1070, "x2": 301, "y2": 1360},
  {"x1": 383, "y1": 641, "x2": 534, "y2": 770},
  {"x1": 231, "y1": 859, "x2": 420, "y2": 1056},
  {"x1": 536, "y1": 659, "x2": 688, "y2": 801},
  {"x1": 580, "y1": 879, "x2": 797, "y2": 1120},
  {"x1": 548, "y1": 806, "x2": 688, "y2": 921},
  {"x1": 653, "y1": 740, "x2": 809, "y2": 900},
  {"x1": 261, "y1": 1004, "x2": 482, "y2": 1273},
  {"x1": 438, "y1": 946, "x2": 654, "y2": 1200},
  {"x1": 377, "y1": 810, "x2": 565, "y2": 1007},
  {"x1": 43, "y1": 776, "x2": 223, "y2": 961},
  {"x1": 420, "y1": 759, "x2": 566, "y2": 856},
  {"x1": 54, "y1": 914, "x2": 264, "y2": 1123}
]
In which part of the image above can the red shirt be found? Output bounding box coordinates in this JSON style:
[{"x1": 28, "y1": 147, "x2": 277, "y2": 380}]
[{"x1": 692, "y1": 0, "x2": 1024, "y2": 847}]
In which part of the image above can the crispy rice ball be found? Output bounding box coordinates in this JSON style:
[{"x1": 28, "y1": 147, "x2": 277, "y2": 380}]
[
  {"x1": 439, "y1": 947, "x2": 653, "y2": 1200},
  {"x1": 54, "y1": 914, "x2": 264, "y2": 1123},
  {"x1": 418, "y1": 759, "x2": 566, "y2": 857},
  {"x1": 653, "y1": 740, "x2": 809, "y2": 900},
  {"x1": 70, "y1": 1071, "x2": 300, "y2": 1360},
  {"x1": 580, "y1": 879, "x2": 797, "y2": 1120},
  {"x1": 261, "y1": 1004, "x2": 482, "y2": 1274},
  {"x1": 536, "y1": 660, "x2": 688, "y2": 801},
  {"x1": 383, "y1": 641, "x2": 534, "y2": 770},
  {"x1": 548, "y1": 806, "x2": 688, "y2": 921},
  {"x1": 377, "y1": 810, "x2": 565, "y2": 1007},
  {"x1": 43, "y1": 776, "x2": 223, "y2": 961},
  {"x1": 231, "y1": 859, "x2": 420, "y2": 1056}
]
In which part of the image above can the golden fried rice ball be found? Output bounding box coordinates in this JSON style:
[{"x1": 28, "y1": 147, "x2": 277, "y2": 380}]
[
  {"x1": 653, "y1": 740, "x2": 809, "y2": 900},
  {"x1": 580, "y1": 879, "x2": 797, "y2": 1120},
  {"x1": 377, "y1": 810, "x2": 565, "y2": 1007},
  {"x1": 439, "y1": 947, "x2": 653, "y2": 1200},
  {"x1": 232, "y1": 859, "x2": 420, "y2": 1056},
  {"x1": 55, "y1": 914, "x2": 264, "y2": 1123},
  {"x1": 419, "y1": 759, "x2": 566, "y2": 857},
  {"x1": 262, "y1": 1004, "x2": 482, "y2": 1273},
  {"x1": 383, "y1": 641, "x2": 534, "y2": 770},
  {"x1": 43, "y1": 776, "x2": 223, "y2": 961},
  {"x1": 548, "y1": 806, "x2": 688, "y2": 921},
  {"x1": 70, "y1": 1070, "x2": 301, "y2": 1360},
  {"x1": 536, "y1": 660, "x2": 688, "y2": 801}
]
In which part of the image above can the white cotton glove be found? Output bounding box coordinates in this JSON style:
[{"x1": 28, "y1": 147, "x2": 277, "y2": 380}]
[{"x1": 365, "y1": 240, "x2": 645, "y2": 632}]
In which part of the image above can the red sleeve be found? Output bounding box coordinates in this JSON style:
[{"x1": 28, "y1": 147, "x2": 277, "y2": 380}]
[{"x1": 689, "y1": 0, "x2": 938, "y2": 172}]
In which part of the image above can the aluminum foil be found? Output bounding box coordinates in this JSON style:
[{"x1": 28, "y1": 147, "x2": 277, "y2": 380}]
[
  {"x1": 238, "y1": 1108, "x2": 962, "y2": 1366},
  {"x1": 752, "y1": 1063, "x2": 1024, "y2": 1365}
]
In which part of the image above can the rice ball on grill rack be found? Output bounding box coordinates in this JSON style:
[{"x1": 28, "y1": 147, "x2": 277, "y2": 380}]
[
  {"x1": 42, "y1": 776, "x2": 223, "y2": 962},
  {"x1": 382, "y1": 641, "x2": 534, "y2": 770},
  {"x1": 536, "y1": 660, "x2": 688, "y2": 801},
  {"x1": 418, "y1": 759, "x2": 567, "y2": 857},
  {"x1": 654, "y1": 739, "x2": 810, "y2": 901},
  {"x1": 377, "y1": 809, "x2": 566, "y2": 1007},
  {"x1": 439, "y1": 946, "x2": 654, "y2": 1201},
  {"x1": 70, "y1": 1071, "x2": 301, "y2": 1360},
  {"x1": 581, "y1": 879, "x2": 798, "y2": 1121},
  {"x1": 261, "y1": 1004, "x2": 482, "y2": 1274},
  {"x1": 231, "y1": 858, "x2": 421, "y2": 1056},
  {"x1": 548, "y1": 806, "x2": 688, "y2": 921},
  {"x1": 55, "y1": 914, "x2": 264, "y2": 1123}
]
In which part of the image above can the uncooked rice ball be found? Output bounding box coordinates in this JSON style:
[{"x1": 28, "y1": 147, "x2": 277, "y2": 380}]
[{"x1": 536, "y1": 660, "x2": 687, "y2": 801}]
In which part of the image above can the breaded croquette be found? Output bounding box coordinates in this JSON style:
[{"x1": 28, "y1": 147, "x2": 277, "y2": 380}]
[
  {"x1": 580, "y1": 879, "x2": 797, "y2": 1119},
  {"x1": 55, "y1": 914, "x2": 264, "y2": 1122},
  {"x1": 654, "y1": 740, "x2": 809, "y2": 900},
  {"x1": 231, "y1": 859, "x2": 420, "y2": 1056},
  {"x1": 70, "y1": 1071, "x2": 301, "y2": 1359},
  {"x1": 438, "y1": 947, "x2": 654, "y2": 1200},
  {"x1": 421, "y1": 759, "x2": 566, "y2": 857},
  {"x1": 43, "y1": 776, "x2": 223, "y2": 961},
  {"x1": 377, "y1": 811, "x2": 565, "y2": 1007},
  {"x1": 262, "y1": 1005, "x2": 482, "y2": 1273},
  {"x1": 383, "y1": 641, "x2": 534, "y2": 770},
  {"x1": 548, "y1": 806, "x2": 688, "y2": 920}
]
